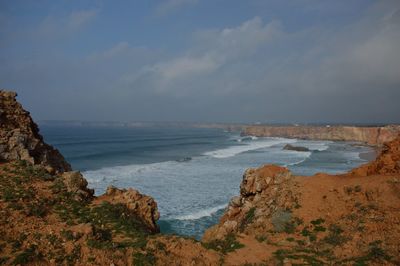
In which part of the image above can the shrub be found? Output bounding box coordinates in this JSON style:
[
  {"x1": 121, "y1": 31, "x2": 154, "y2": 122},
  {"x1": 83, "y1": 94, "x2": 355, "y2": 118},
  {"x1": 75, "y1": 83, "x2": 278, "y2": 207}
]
[
  {"x1": 132, "y1": 252, "x2": 156, "y2": 266},
  {"x1": 203, "y1": 233, "x2": 244, "y2": 254}
]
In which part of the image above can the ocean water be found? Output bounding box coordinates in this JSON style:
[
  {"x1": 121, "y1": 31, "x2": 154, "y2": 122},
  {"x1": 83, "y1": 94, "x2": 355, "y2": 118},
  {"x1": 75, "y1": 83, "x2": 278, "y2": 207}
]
[{"x1": 40, "y1": 125, "x2": 373, "y2": 239}]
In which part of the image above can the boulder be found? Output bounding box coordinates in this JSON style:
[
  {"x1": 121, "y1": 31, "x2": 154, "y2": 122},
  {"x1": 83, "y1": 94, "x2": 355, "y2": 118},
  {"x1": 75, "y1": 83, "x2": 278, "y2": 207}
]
[
  {"x1": 99, "y1": 186, "x2": 160, "y2": 233},
  {"x1": 61, "y1": 171, "x2": 94, "y2": 201}
]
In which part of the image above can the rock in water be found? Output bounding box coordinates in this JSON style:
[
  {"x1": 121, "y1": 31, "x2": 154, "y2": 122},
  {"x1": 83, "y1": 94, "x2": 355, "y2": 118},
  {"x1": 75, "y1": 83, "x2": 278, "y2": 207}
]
[
  {"x1": 283, "y1": 144, "x2": 310, "y2": 152},
  {"x1": 0, "y1": 90, "x2": 71, "y2": 173}
]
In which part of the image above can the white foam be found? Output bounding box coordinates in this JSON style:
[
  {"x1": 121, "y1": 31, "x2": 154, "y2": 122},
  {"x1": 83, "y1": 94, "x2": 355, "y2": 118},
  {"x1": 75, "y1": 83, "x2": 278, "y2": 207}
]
[
  {"x1": 173, "y1": 204, "x2": 227, "y2": 220},
  {"x1": 204, "y1": 137, "x2": 296, "y2": 158},
  {"x1": 293, "y1": 140, "x2": 332, "y2": 152},
  {"x1": 284, "y1": 151, "x2": 312, "y2": 166}
]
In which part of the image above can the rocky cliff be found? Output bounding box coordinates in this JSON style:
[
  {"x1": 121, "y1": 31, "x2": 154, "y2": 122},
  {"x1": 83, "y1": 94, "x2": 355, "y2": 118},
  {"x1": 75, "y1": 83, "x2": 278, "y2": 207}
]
[
  {"x1": 0, "y1": 90, "x2": 71, "y2": 173},
  {"x1": 203, "y1": 134, "x2": 400, "y2": 265},
  {"x1": 1, "y1": 89, "x2": 400, "y2": 265},
  {"x1": 0, "y1": 91, "x2": 222, "y2": 265},
  {"x1": 242, "y1": 125, "x2": 400, "y2": 146}
]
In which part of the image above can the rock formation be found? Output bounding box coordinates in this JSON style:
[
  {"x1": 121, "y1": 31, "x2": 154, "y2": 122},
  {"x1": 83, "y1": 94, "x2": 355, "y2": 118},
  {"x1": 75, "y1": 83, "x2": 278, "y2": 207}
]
[
  {"x1": 97, "y1": 186, "x2": 160, "y2": 233},
  {"x1": 0, "y1": 90, "x2": 71, "y2": 173},
  {"x1": 61, "y1": 171, "x2": 95, "y2": 201},
  {"x1": 242, "y1": 125, "x2": 400, "y2": 146}
]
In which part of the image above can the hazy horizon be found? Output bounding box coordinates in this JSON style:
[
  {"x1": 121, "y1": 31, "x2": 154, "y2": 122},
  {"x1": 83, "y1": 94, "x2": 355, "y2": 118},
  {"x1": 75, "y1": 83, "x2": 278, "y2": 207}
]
[{"x1": 1, "y1": 0, "x2": 400, "y2": 124}]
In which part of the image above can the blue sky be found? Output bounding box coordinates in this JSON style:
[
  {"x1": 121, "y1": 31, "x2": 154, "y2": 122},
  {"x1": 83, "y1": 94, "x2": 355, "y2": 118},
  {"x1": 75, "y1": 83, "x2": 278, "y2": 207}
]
[{"x1": 1, "y1": 0, "x2": 399, "y2": 123}]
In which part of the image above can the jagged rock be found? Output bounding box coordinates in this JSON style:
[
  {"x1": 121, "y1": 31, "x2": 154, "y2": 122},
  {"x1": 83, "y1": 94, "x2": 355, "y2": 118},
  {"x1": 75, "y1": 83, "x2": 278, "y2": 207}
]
[
  {"x1": 98, "y1": 186, "x2": 160, "y2": 233},
  {"x1": 0, "y1": 90, "x2": 71, "y2": 173},
  {"x1": 61, "y1": 171, "x2": 94, "y2": 201},
  {"x1": 203, "y1": 164, "x2": 296, "y2": 242}
]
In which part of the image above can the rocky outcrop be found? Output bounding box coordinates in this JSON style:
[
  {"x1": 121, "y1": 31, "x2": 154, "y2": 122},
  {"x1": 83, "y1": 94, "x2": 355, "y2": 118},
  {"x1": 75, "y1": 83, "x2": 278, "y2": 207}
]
[
  {"x1": 61, "y1": 171, "x2": 94, "y2": 201},
  {"x1": 242, "y1": 125, "x2": 400, "y2": 146},
  {"x1": 351, "y1": 134, "x2": 400, "y2": 176},
  {"x1": 0, "y1": 90, "x2": 71, "y2": 173},
  {"x1": 97, "y1": 186, "x2": 161, "y2": 233},
  {"x1": 283, "y1": 144, "x2": 310, "y2": 152},
  {"x1": 203, "y1": 165, "x2": 300, "y2": 241}
]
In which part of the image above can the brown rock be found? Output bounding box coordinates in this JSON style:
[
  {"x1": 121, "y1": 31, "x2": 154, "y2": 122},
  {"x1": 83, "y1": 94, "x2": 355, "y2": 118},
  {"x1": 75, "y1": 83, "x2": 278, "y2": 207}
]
[
  {"x1": 61, "y1": 171, "x2": 94, "y2": 201},
  {"x1": 0, "y1": 90, "x2": 71, "y2": 173},
  {"x1": 350, "y1": 134, "x2": 400, "y2": 176},
  {"x1": 97, "y1": 186, "x2": 160, "y2": 233}
]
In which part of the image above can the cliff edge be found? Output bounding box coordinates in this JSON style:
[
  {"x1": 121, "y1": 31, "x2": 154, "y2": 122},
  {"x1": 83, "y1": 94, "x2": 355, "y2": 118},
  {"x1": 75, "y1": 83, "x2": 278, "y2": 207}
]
[{"x1": 242, "y1": 125, "x2": 400, "y2": 146}]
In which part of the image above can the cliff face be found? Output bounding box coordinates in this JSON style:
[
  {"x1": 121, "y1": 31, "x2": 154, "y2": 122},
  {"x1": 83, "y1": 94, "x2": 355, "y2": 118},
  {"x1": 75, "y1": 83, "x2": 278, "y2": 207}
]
[
  {"x1": 242, "y1": 125, "x2": 400, "y2": 146},
  {"x1": 0, "y1": 90, "x2": 71, "y2": 173},
  {"x1": 351, "y1": 135, "x2": 400, "y2": 176}
]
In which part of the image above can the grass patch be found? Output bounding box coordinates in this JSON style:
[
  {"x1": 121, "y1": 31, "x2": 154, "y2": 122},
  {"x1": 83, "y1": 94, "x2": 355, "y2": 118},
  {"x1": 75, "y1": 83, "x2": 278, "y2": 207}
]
[
  {"x1": 12, "y1": 245, "x2": 42, "y2": 265},
  {"x1": 203, "y1": 233, "x2": 245, "y2": 254},
  {"x1": 132, "y1": 251, "x2": 156, "y2": 266},
  {"x1": 240, "y1": 207, "x2": 256, "y2": 231},
  {"x1": 323, "y1": 224, "x2": 348, "y2": 246},
  {"x1": 271, "y1": 210, "x2": 301, "y2": 233}
]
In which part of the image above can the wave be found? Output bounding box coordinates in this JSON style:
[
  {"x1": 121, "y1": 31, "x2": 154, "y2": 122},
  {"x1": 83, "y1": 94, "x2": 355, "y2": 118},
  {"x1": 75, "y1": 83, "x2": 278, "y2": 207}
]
[
  {"x1": 204, "y1": 137, "x2": 297, "y2": 158},
  {"x1": 172, "y1": 204, "x2": 227, "y2": 220},
  {"x1": 284, "y1": 151, "x2": 312, "y2": 166},
  {"x1": 83, "y1": 160, "x2": 178, "y2": 181},
  {"x1": 233, "y1": 135, "x2": 259, "y2": 143}
]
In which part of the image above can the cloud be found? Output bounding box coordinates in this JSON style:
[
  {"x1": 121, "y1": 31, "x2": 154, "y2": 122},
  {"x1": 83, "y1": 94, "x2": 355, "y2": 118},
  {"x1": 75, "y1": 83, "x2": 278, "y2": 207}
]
[
  {"x1": 154, "y1": 0, "x2": 198, "y2": 16},
  {"x1": 1, "y1": 1, "x2": 399, "y2": 123},
  {"x1": 35, "y1": 8, "x2": 98, "y2": 39},
  {"x1": 134, "y1": 17, "x2": 282, "y2": 91},
  {"x1": 67, "y1": 9, "x2": 98, "y2": 30}
]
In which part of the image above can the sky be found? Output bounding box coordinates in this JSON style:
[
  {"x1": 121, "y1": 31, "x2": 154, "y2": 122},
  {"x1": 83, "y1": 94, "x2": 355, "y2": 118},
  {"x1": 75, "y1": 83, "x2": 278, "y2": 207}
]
[{"x1": 0, "y1": 0, "x2": 399, "y2": 124}]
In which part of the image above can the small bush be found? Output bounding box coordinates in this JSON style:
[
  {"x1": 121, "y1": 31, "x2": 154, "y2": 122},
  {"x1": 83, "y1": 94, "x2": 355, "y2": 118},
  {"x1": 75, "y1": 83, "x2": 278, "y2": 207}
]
[
  {"x1": 132, "y1": 252, "x2": 156, "y2": 266},
  {"x1": 12, "y1": 245, "x2": 42, "y2": 265},
  {"x1": 324, "y1": 224, "x2": 348, "y2": 246},
  {"x1": 256, "y1": 235, "x2": 267, "y2": 243},
  {"x1": 271, "y1": 210, "x2": 292, "y2": 232}
]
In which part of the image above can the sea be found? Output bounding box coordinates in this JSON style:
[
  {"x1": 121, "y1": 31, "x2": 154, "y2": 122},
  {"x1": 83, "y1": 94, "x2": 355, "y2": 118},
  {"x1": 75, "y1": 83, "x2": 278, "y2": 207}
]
[{"x1": 40, "y1": 125, "x2": 373, "y2": 239}]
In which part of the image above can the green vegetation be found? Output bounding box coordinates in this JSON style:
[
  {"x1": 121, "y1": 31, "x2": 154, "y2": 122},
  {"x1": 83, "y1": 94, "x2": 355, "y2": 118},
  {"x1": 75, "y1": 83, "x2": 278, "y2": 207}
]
[
  {"x1": 0, "y1": 161, "x2": 154, "y2": 265},
  {"x1": 12, "y1": 245, "x2": 42, "y2": 265},
  {"x1": 256, "y1": 235, "x2": 267, "y2": 243},
  {"x1": 132, "y1": 251, "x2": 156, "y2": 266},
  {"x1": 240, "y1": 207, "x2": 256, "y2": 231},
  {"x1": 203, "y1": 233, "x2": 245, "y2": 254},
  {"x1": 323, "y1": 224, "x2": 348, "y2": 246}
]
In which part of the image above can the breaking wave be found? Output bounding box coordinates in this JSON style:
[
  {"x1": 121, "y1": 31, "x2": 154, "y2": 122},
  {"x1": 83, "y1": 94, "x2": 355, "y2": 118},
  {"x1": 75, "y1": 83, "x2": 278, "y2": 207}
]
[{"x1": 204, "y1": 137, "x2": 297, "y2": 158}]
